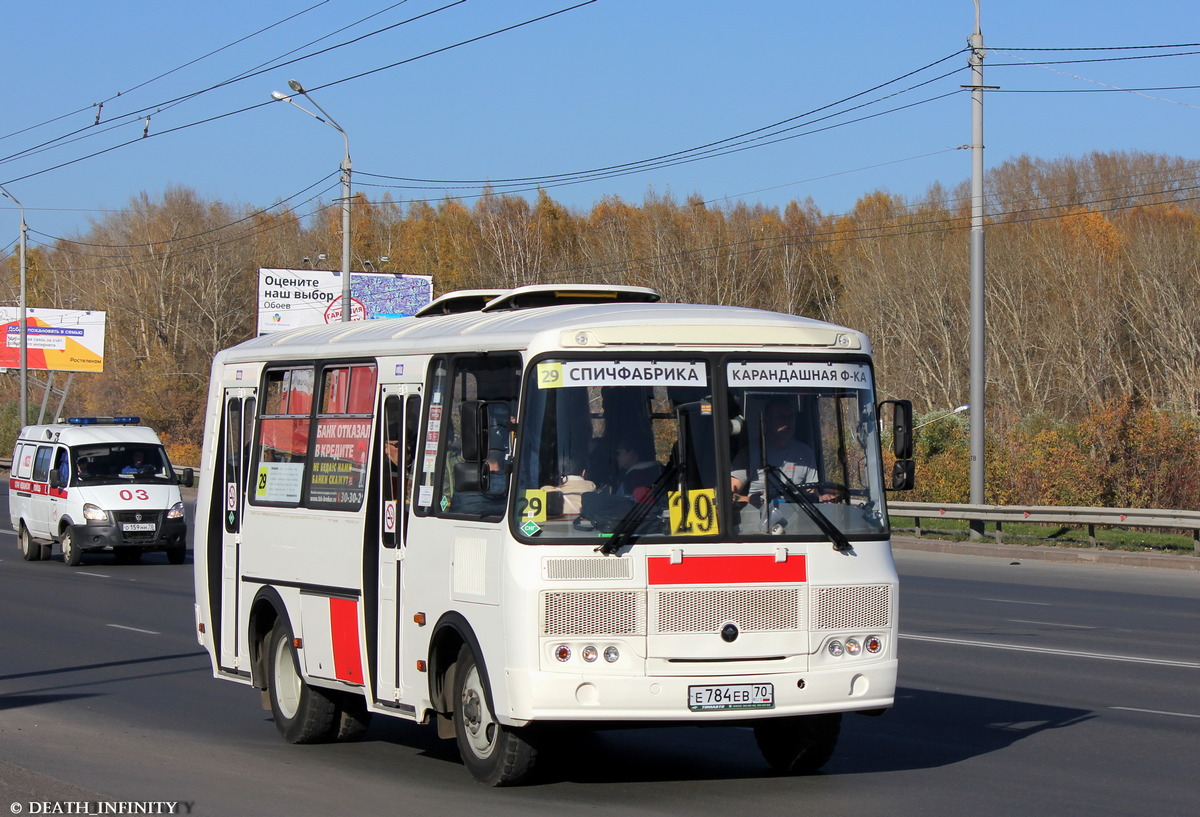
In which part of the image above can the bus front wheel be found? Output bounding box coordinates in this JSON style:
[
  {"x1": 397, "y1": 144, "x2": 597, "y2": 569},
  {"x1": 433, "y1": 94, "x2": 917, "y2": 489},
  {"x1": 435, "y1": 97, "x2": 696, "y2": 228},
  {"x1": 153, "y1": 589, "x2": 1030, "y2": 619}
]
[
  {"x1": 266, "y1": 620, "x2": 338, "y2": 743},
  {"x1": 753, "y1": 713, "x2": 842, "y2": 774},
  {"x1": 452, "y1": 645, "x2": 537, "y2": 786}
]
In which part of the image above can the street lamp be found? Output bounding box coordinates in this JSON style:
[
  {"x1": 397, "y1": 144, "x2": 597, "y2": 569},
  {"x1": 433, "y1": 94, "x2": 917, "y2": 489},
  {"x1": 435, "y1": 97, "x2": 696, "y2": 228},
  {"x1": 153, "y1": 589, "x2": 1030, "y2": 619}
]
[
  {"x1": 271, "y1": 80, "x2": 353, "y2": 322},
  {"x1": 913, "y1": 404, "x2": 970, "y2": 431},
  {"x1": 0, "y1": 183, "x2": 28, "y2": 426}
]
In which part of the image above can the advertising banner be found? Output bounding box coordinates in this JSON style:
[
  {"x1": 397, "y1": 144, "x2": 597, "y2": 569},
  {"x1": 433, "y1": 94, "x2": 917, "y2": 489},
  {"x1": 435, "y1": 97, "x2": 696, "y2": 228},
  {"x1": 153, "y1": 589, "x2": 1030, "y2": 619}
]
[
  {"x1": 0, "y1": 307, "x2": 106, "y2": 372},
  {"x1": 257, "y1": 268, "x2": 433, "y2": 334}
]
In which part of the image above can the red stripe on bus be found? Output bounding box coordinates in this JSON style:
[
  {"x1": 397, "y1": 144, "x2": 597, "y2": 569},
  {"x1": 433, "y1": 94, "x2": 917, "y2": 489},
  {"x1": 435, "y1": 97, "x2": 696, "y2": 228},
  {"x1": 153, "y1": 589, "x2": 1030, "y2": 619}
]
[
  {"x1": 647, "y1": 554, "x2": 807, "y2": 585},
  {"x1": 329, "y1": 598, "x2": 364, "y2": 685}
]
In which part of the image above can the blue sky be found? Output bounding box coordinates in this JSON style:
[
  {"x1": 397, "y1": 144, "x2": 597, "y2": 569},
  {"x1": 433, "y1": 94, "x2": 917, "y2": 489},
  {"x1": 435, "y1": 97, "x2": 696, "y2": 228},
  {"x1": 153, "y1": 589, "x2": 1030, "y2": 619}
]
[{"x1": 2, "y1": 0, "x2": 1198, "y2": 247}]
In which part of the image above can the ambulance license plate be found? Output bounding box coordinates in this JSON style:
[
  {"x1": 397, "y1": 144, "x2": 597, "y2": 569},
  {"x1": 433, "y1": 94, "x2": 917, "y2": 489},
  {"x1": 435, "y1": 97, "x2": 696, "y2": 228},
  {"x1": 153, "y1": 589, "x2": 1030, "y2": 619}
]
[
  {"x1": 122, "y1": 523, "x2": 156, "y2": 532},
  {"x1": 688, "y1": 683, "x2": 774, "y2": 711}
]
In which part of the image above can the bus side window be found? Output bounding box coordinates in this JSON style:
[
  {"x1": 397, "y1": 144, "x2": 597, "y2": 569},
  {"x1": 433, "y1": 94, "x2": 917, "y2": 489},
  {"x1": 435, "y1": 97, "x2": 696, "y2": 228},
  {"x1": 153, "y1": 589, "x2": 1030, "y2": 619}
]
[{"x1": 433, "y1": 355, "x2": 520, "y2": 520}]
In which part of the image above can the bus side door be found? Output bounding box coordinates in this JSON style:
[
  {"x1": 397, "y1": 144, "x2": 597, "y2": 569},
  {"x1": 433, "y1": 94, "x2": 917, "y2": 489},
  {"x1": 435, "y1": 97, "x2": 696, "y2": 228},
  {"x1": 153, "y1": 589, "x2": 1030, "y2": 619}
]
[{"x1": 375, "y1": 386, "x2": 420, "y2": 704}]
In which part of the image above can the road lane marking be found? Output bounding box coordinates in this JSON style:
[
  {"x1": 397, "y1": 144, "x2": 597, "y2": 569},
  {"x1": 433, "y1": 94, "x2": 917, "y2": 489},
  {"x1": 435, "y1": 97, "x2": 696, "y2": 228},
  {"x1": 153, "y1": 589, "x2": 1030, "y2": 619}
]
[
  {"x1": 108, "y1": 624, "x2": 160, "y2": 635},
  {"x1": 78, "y1": 571, "x2": 111, "y2": 578},
  {"x1": 980, "y1": 598, "x2": 1051, "y2": 606},
  {"x1": 1110, "y1": 706, "x2": 1200, "y2": 719},
  {"x1": 900, "y1": 634, "x2": 1200, "y2": 668},
  {"x1": 1008, "y1": 619, "x2": 1097, "y2": 629}
]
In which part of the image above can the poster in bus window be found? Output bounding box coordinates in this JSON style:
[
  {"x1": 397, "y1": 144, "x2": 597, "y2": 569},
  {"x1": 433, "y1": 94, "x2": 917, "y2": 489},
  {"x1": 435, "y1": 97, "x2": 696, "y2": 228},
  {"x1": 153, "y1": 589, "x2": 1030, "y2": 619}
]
[{"x1": 310, "y1": 418, "x2": 372, "y2": 505}]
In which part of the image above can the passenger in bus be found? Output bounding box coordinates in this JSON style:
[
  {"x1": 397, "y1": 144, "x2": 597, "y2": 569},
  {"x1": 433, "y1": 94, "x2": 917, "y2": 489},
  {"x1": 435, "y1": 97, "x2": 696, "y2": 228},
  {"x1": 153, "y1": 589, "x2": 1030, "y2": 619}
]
[
  {"x1": 613, "y1": 437, "x2": 661, "y2": 502},
  {"x1": 540, "y1": 452, "x2": 596, "y2": 517}
]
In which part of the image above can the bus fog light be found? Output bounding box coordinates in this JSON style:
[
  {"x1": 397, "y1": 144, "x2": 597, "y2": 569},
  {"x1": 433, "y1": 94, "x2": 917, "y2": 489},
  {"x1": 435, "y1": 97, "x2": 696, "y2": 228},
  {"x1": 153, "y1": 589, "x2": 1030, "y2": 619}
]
[
  {"x1": 554, "y1": 645, "x2": 571, "y2": 662},
  {"x1": 845, "y1": 638, "x2": 861, "y2": 655},
  {"x1": 828, "y1": 640, "x2": 844, "y2": 657},
  {"x1": 865, "y1": 636, "x2": 883, "y2": 654},
  {"x1": 603, "y1": 646, "x2": 620, "y2": 663},
  {"x1": 581, "y1": 645, "x2": 598, "y2": 662}
]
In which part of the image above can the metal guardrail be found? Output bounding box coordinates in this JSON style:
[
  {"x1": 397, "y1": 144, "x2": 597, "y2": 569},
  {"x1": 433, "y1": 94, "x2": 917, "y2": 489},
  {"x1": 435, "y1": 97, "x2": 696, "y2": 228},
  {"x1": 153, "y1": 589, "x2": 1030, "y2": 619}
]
[
  {"x1": 889, "y1": 501, "x2": 1200, "y2": 554},
  {"x1": 1, "y1": 455, "x2": 1195, "y2": 554}
]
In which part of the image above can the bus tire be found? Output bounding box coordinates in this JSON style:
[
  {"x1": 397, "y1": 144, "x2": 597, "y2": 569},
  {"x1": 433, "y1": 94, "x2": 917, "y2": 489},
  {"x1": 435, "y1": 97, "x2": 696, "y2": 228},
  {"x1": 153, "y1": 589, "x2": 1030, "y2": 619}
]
[
  {"x1": 19, "y1": 525, "x2": 40, "y2": 562},
  {"x1": 753, "y1": 713, "x2": 841, "y2": 774},
  {"x1": 61, "y1": 528, "x2": 83, "y2": 567},
  {"x1": 266, "y1": 620, "x2": 338, "y2": 743},
  {"x1": 452, "y1": 645, "x2": 537, "y2": 786}
]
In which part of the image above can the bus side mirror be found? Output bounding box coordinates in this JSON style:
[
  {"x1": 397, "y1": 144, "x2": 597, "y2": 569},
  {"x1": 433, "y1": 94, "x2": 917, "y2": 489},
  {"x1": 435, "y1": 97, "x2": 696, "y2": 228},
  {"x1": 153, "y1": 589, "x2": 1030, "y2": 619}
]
[
  {"x1": 879, "y1": 399, "x2": 914, "y2": 460},
  {"x1": 459, "y1": 401, "x2": 484, "y2": 463},
  {"x1": 178, "y1": 468, "x2": 195, "y2": 488},
  {"x1": 891, "y1": 459, "x2": 915, "y2": 491}
]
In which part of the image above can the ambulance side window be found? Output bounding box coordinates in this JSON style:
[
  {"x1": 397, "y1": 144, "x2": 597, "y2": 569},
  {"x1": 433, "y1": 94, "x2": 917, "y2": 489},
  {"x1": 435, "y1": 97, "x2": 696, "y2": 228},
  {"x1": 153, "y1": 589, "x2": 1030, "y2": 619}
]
[{"x1": 32, "y1": 446, "x2": 54, "y2": 483}]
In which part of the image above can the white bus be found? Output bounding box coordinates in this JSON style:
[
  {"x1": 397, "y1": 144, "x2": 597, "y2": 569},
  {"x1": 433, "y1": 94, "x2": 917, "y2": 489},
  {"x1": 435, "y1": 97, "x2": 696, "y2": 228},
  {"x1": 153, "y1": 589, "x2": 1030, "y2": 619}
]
[{"x1": 192, "y1": 284, "x2": 914, "y2": 785}]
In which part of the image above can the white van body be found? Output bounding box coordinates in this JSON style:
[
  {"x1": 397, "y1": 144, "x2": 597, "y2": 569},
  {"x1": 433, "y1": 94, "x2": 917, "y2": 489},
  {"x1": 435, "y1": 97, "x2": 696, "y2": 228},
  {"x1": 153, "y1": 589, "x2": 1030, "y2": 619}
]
[{"x1": 9, "y1": 418, "x2": 190, "y2": 565}]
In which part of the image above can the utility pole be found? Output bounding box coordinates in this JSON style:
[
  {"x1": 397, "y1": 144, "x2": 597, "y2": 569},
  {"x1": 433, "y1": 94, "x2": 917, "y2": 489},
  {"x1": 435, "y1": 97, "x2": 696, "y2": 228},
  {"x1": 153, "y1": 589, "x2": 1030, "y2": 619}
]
[
  {"x1": 966, "y1": 0, "x2": 996, "y2": 535},
  {"x1": 0, "y1": 183, "x2": 28, "y2": 427}
]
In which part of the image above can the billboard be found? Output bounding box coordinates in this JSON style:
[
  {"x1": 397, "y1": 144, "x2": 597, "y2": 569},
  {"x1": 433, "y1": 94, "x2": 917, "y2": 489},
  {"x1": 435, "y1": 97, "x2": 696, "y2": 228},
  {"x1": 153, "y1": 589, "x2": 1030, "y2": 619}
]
[
  {"x1": 0, "y1": 308, "x2": 106, "y2": 372},
  {"x1": 257, "y1": 268, "x2": 433, "y2": 335}
]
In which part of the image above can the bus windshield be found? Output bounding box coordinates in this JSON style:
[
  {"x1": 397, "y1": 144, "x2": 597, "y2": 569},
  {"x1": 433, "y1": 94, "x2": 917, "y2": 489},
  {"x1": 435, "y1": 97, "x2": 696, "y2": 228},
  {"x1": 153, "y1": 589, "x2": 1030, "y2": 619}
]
[{"x1": 512, "y1": 357, "x2": 888, "y2": 544}]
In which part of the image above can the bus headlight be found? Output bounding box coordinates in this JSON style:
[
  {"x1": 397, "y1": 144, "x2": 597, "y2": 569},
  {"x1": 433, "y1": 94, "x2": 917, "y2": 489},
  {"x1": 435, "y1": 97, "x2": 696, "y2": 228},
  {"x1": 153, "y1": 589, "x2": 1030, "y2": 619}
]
[
  {"x1": 865, "y1": 636, "x2": 883, "y2": 654},
  {"x1": 845, "y1": 638, "x2": 862, "y2": 656},
  {"x1": 827, "y1": 640, "x2": 844, "y2": 657},
  {"x1": 603, "y1": 646, "x2": 620, "y2": 663},
  {"x1": 581, "y1": 645, "x2": 598, "y2": 663},
  {"x1": 554, "y1": 645, "x2": 571, "y2": 662},
  {"x1": 167, "y1": 501, "x2": 185, "y2": 520}
]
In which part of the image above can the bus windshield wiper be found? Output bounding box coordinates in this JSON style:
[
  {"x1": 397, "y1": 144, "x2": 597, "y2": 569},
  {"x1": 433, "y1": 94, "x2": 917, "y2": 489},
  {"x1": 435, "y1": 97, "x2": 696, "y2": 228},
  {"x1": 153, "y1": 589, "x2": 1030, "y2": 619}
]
[
  {"x1": 763, "y1": 464, "x2": 853, "y2": 553},
  {"x1": 596, "y1": 461, "x2": 679, "y2": 556}
]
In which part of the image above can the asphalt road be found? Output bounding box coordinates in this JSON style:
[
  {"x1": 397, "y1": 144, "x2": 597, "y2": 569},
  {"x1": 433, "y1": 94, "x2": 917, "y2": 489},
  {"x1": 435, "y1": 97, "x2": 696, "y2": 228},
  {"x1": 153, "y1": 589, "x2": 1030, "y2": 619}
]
[{"x1": 1, "y1": 486, "x2": 1197, "y2": 817}]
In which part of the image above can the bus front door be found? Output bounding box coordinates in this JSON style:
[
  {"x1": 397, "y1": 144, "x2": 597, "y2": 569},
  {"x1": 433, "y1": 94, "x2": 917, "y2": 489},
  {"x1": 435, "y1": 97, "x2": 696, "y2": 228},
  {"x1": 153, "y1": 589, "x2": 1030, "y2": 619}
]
[
  {"x1": 218, "y1": 387, "x2": 256, "y2": 672},
  {"x1": 374, "y1": 387, "x2": 419, "y2": 705}
]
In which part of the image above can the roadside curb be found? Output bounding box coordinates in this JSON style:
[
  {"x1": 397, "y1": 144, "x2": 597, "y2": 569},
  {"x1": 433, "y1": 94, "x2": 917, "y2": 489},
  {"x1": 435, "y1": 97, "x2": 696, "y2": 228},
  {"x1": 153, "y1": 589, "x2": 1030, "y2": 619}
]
[{"x1": 892, "y1": 535, "x2": 1200, "y2": 571}]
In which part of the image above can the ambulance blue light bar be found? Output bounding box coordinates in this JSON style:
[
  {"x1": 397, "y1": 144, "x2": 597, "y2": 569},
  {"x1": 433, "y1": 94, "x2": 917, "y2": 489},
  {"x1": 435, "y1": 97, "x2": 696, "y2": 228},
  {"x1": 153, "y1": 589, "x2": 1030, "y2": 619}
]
[{"x1": 67, "y1": 416, "x2": 141, "y2": 425}]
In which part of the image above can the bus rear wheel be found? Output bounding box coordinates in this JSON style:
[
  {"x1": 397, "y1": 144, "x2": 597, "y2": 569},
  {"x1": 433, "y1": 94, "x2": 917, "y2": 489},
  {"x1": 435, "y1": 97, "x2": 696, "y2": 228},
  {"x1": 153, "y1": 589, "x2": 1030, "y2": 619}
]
[
  {"x1": 754, "y1": 713, "x2": 842, "y2": 774},
  {"x1": 452, "y1": 645, "x2": 537, "y2": 786},
  {"x1": 266, "y1": 620, "x2": 338, "y2": 743}
]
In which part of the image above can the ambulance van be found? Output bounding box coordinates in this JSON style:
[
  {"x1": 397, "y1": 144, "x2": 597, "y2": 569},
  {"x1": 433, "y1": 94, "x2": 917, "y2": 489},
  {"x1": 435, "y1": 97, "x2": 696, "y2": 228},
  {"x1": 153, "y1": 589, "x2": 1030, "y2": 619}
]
[{"x1": 9, "y1": 417, "x2": 193, "y2": 565}]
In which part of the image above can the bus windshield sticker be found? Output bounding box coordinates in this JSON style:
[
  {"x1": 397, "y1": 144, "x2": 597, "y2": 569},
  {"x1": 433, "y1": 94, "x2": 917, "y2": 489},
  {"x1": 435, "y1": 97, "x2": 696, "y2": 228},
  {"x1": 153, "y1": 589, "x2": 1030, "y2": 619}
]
[
  {"x1": 255, "y1": 461, "x2": 304, "y2": 503},
  {"x1": 668, "y1": 488, "x2": 719, "y2": 536},
  {"x1": 727, "y1": 361, "x2": 871, "y2": 389},
  {"x1": 539, "y1": 361, "x2": 708, "y2": 389}
]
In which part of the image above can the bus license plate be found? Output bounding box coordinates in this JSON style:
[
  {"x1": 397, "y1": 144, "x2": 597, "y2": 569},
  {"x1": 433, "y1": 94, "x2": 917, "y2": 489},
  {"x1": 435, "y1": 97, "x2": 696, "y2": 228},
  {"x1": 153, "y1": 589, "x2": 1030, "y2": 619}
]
[
  {"x1": 688, "y1": 683, "x2": 775, "y2": 711},
  {"x1": 122, "y1": 523, "x2": 156, "y2": 532}
]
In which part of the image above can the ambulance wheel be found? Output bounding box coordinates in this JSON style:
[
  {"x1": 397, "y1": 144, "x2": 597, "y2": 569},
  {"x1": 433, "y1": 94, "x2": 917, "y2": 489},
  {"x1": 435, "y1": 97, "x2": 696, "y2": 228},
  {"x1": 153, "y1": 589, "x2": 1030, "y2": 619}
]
[
  {"x1": 61, "y1": 528, "x2": 83, "y2": 567},
  {"x1": 754, "y1": 713, "x2": 841, "y2": 774},
  {"x1": 266, "y1": 620, "x2": 338, "y2": 743},
  {"x1": 19, "y1": 525, "x2": 40, "y2": 562},
  {"x1": 452, "y1": 645, "x2": 538, "y2": 786},
  {"x1": 166, "y1": 546, "x2": 186, "y2": 565}
]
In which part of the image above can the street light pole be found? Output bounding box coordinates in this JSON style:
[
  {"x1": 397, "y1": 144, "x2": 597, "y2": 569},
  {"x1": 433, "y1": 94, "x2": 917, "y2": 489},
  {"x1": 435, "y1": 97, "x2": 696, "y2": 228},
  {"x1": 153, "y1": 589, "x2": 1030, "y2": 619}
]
[
  {"x1": 966, "y1": 0, "x2": 990, "y2": 533},
  {"x1": 0, "y1": 183, "x2": 28, "y2": 426},
  {"x1": 271, "y1": 80, "x2": 353, "y2": 322}
]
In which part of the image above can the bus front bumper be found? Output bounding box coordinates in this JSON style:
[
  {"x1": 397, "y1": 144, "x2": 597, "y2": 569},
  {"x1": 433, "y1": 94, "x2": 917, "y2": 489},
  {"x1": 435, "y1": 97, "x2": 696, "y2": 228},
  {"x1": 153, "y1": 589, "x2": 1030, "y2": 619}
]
[{"x1": 499, "y1": 660, "x2": 897, "y2": 725}]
